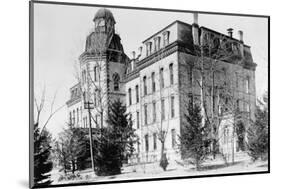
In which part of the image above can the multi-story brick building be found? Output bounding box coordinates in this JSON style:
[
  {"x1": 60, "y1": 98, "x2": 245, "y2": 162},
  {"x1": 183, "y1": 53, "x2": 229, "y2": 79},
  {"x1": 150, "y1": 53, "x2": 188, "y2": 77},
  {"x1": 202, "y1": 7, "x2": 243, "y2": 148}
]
[{"x1": 66, "y1": 8, "x2": 256, "y2": 164}]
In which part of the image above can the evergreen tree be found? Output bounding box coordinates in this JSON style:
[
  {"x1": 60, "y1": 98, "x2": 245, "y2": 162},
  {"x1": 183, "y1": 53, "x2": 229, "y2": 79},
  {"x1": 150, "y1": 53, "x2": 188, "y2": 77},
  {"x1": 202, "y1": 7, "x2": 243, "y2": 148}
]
[
  {"x1": 179, "y1": 103, "x2": 210, "y2": 170},
  {"x1": 247, "y1": 92, "x2": 268, "y2": 161},
  {"x1": 34, "y1": 123, "x2": 53, "y2": 186},
  {"x1": 94, "y1": 99, "x2": 137, "y2": 175},
  {"x1": 56, "y1": 125, "x2": 90, "y2": 174}
]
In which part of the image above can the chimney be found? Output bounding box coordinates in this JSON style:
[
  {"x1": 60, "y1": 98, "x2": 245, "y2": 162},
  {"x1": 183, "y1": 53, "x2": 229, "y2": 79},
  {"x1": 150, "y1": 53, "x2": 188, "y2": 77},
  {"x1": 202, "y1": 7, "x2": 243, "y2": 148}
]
[
  {"x1": 193, "y1": 13, "x2": 198, "y2": 26},
  {"x1": 132, "y1": 51, "x2": 136, "y2": 59},
  {"x1": 238, "y1": 30, "x2": 243, "y2": 42},
  {"x1": 192, "y1": 13, "x2": 199, "y2": 45},
  {"x1": 131, "y1": 51, "x2": 136, "y2": 70},
  {"x1": 227, "y1": 28, "x2": 233, "y2": 38}
]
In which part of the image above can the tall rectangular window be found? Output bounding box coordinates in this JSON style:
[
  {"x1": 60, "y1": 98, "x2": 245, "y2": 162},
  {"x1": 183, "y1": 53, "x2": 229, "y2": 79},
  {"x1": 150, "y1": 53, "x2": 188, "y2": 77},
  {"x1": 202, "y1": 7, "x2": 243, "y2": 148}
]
[
  {"x1": 69, "y1": 112, "x2": 72, "y2": 125},
  {"x1": 144, "y1": 104, "x2": 148, "y2": 125},
  {"x1": 72, "y1": 110, "x2": 75, "y2": 125},
  {"x1": 160, "y1": 68, "x2": 164, "y2": 89},
  {"x1": 161, "y1": 98, "x2": 165, "y2": 120},
  {"x1": 94, "y1": 66, "x2": 98, "y2": 82},
  {"x1": 169, "y1": 63, "x2": 174, "y2": 85},
  {"x1": 171, "y1": 129, "x2": 176, "y2": 148},
  {"x1": 136, "y1": 111, "x2": 140, "y2": 129},
  {"x1": 128, "y1": 88, "x2": 132, "y2": 105},
  {"x1": 145, "y1": 134, "x2": 149, "y2": 152},
  {"x1": 151, "y1": 72, "x2": 156, "y2": 92},
  {"x1": 171, "y1": 96, "x2": 175, "y2": 118},
  {"x1": 153, "y1": 133, "x2": 157, "y2": 150},
  {"x1": 152, "y1": 101, "x2": 156, "y2": 123},
  {"x1": 245, "y1": 76, "x2": 250, "y2": 94},
  {"x1": 76, "y1": 108, "x2": 79, "y2": 125},
  {"x1": 135, "y1": 85, "x2": 139, "y2": 103},
  {"x1": 143, "y1": 76, "x2": 147, "y2": 95},
  {"x1": 82, "y1": 70, "x2": 86, "y2": 84}
]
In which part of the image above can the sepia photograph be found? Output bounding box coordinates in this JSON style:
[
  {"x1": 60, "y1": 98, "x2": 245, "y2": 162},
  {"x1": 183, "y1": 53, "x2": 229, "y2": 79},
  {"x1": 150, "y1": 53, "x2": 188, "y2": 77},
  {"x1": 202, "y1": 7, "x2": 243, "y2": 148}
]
[{"x1": 30, "y1": 1, "x2": 269, "y2": 188}]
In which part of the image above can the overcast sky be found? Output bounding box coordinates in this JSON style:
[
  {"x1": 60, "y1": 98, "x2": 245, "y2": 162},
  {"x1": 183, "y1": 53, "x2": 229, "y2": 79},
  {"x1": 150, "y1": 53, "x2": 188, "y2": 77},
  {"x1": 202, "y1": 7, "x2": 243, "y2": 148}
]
[{"x1": 33, "y1": 3, "x2": 268, "y2": 137}]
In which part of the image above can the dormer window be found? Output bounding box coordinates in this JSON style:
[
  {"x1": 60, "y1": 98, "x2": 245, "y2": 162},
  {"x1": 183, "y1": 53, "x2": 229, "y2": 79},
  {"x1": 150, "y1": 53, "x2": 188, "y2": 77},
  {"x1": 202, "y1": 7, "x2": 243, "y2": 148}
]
[
  {"x1": 163, "y1": 31, "x2": 170, "y2": 47},
  {"x1": 154, "y1": 36, "x2": 161, "y2": 52},
  {"x1": 146, "y1": 42, "x2": 152, "y2": 56}
]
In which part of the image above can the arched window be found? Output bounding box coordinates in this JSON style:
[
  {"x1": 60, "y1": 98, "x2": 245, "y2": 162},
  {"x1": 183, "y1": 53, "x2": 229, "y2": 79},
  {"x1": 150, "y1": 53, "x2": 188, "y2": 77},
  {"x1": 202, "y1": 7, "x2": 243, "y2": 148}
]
[
  {"x1": 160, "y1": 68, "x2": 164, "y2": 89},
  {"x1": 145, "y1": 134, "x2": 149, "y2": 152},
  {"x1": 151, "y1": 72, "x2": 156, "y2": 92},
  {"x1": 135, "y1": 85, "x2": 139, "y2": 103},
  {"x1": 169, "y1": 63, "x2": 174, "y2": 85},
  {"x1": 171, "y1": 96, "x2": 175, "y2": 118},
  {"x1": 144, "y1": 104, "x2": 148, "y2": 125},
  {"x1": 143, "y1": 76, "x2": 147, "y2": 95},
  {"x1": 112, "y1": 73, "x2": 120, "y2": 91}
]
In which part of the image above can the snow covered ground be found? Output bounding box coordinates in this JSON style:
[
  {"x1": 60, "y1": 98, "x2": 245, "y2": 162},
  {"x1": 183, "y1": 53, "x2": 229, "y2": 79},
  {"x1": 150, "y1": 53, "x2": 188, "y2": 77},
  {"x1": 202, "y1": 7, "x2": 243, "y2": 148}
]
[{"x1": 50, "y1": 155, "x2": 268, "y2": 185}]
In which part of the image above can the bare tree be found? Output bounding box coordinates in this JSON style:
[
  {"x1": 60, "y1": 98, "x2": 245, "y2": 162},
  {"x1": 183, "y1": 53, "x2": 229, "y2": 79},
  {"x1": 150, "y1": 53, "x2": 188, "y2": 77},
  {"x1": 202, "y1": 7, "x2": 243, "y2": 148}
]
[
  {"x1": 34, "y1": 86, "x2": 65, "y2": 135},
  {"x1": 137, "y1": 46, "x2": 175, "y2": 171},
  {"x1": 180, "y1": 28, "x2": 246, "y2": 161},
  {"x1": 73, "y1": 30, "x2": 118, "y2": 174}
]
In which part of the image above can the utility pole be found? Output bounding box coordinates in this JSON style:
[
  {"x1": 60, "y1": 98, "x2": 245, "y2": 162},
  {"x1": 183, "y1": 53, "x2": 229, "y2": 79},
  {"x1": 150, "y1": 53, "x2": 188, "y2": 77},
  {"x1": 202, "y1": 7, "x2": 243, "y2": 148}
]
[{"x1": 83, "y1": 92, "x2": 95, "y2": 174}]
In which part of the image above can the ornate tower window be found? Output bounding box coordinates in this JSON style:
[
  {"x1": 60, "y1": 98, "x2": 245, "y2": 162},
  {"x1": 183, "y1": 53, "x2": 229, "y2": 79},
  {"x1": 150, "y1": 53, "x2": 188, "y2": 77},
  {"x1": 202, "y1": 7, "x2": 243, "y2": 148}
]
[
  {"x1": 112, "y1": 72, "x2": 120, "y2": 91},
  {"x1": 93, "y1": 8, "x2": 116, "y2": 33}
]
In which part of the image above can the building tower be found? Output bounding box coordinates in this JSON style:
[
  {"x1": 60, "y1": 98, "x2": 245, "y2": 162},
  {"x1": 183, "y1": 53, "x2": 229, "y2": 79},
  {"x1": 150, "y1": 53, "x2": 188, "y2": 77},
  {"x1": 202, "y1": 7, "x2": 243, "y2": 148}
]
[{"x1": 79, "y1": 8, "x2": 129, "y2": 128}]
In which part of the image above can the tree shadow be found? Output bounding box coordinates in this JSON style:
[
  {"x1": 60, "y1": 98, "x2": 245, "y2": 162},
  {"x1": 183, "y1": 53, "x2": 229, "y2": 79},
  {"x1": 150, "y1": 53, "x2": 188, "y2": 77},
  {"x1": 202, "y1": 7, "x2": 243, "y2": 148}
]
[
  {"x1": 166, "y1": 168, "x2": 177, "y2": 172},
  {"x1": 257, "y1": 164, "x2": 268, "y2": 168},
  {"x1": 108, "y1": 176, "x2": 116, "y2": 179},
  {"x1": 190, "y1": 161, "x2": 242, "y2": 171}
]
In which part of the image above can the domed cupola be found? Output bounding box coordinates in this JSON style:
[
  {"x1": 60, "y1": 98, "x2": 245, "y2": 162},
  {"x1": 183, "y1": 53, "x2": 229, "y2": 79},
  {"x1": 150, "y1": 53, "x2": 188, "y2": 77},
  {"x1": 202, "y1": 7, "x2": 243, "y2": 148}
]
[{"x1": 93, "y1": 8, "x2": 116, "y2": 33}]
